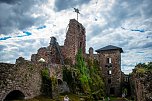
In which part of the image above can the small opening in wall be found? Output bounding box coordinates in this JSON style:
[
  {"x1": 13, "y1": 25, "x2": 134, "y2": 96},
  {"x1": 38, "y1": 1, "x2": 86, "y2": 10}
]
[
  {"x1": 106, "y1": 64, "x2": 112, "y2": 68},
  {"x1": 107, "y1": 58, "x2": 111, "y2": 63},
  {"x1": 108, "y1": 70, "x2": 112, "y2": 75},
  {"x1": 80, "y1": 42, "x2": 82, "y2": 49},
  {"x1": 108, "y1": 79, "x2": 111, "y2": 84},
  {"x1": 4, "y1": 90, "x2": 25, "y2": 101},
  {"x1": 109, "y1": 64, "x2": 112, "y2": 68},
  {"x1": 125, "y1": 77, "x2": 129, "y2": 82},
  {"x1": 110, "y1": 87, "x2": 115, "y2": 94}
]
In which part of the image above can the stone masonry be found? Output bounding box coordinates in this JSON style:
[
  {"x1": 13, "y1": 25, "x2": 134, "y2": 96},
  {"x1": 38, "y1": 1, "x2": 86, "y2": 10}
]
[
  {"x1": 63, "y1": 19, "x2": 86, "y2": 64},
  {"x1": 0, "y1": 19, "x2": 127, "y2": 100},
  {"x1": 31, "y1": 37, "x2": 62, "y2": 65},
  {"x1": 130, "y1": 69, "x2": 152, "y2": 101},
  {"x1": 96, "y1": 45, "x2": 123, "y2": 96},
  {"x1": 31, "y1": 19, "x2": 86, "y2": 65},
  {"x1": 0, "y1": 57, "x2": 43, "y2": 101}
]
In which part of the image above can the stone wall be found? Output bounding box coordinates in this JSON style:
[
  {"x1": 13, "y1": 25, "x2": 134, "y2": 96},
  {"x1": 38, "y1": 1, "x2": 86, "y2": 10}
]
[
  {"x1": 85, "y1": 47, "x2": 98, "y2": 63},
  {"x1": 64, "y1": 19, "x2": 86, "y2": 64},
  {"x1": 31, "y1": 19, "x2": 86, "y2": 66},
  {"x1": 31, "y1": 37, "x2": 62, "y2": 65},
  {"x1": 130, "y1": 70, "x2": 152, "y2": 101},
  {"x1": 31, "y1": 47, "x2": 49, "y2": 63},
  {"x1": 0, "y1": 57, "x2": 43, "y2": 101},
  {"x1": 0, "y1": 19, "x2": 90, "y2": 101},
  {"x1": 98, "y1": 50, "x2": 122, "y2": 96}
]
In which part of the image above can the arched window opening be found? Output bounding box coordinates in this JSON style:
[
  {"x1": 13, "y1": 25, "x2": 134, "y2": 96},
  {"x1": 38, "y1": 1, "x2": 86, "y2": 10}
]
[{"x1": 4, "y1": 90, "x2": 25, "y2": 101}]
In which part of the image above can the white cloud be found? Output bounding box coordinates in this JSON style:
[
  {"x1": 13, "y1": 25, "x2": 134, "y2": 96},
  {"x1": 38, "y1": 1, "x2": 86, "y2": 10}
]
[{"x1": 0, "y1": 0, "x2": 152, "y2": 74}]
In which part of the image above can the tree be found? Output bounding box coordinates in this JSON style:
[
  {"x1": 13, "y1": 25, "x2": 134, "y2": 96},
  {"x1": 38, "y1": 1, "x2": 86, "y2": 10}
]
[
  {"x1": 76, "y1": 49, "x2": 91, "y2": 94},
  {"x1": 76, "y1": 49, "x2": 105, "y2": 100},
  {"x1": 87, "y1": 59, "x2": 105, "y2": 99}
]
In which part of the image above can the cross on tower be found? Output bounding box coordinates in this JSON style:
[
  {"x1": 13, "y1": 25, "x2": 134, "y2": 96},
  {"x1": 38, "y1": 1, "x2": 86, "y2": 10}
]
[{"x1": 74, "y1": 8, "x2": 80, "y2": 21}]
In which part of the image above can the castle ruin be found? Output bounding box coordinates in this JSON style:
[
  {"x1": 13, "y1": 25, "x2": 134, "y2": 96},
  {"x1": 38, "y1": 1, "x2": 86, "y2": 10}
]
[
  {"x1": 31, "y1": 19, "x2": 124, "y2": 97},
  {"x1": 0, "y1": 19, "x2": 125, "y2": 100}
]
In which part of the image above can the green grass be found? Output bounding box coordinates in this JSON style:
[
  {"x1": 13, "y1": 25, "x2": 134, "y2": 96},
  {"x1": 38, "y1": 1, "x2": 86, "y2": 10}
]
[
  {"x1": 13, "y1": 94, "x2": 80, "y2": 101},
  {"x1": 59, "y1": 94, "x2": 80, "y2": 101},
  {"x1": 104, "y1": 96, "x2": 130, "y2": 101},
  {"x1": 13, "y1": 94, "x2": 130, "y2": 101}
]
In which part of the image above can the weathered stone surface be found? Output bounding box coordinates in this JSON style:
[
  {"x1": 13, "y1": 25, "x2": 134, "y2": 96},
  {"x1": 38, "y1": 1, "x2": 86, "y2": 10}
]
[
  {"x1": 0, "y1": 19, "x2": 85, "y2": 101},
  {"x1": 58, "y1": 81, "x2": 70, "y2": 93},
  {"x1": 0, "y1": 58, "x2": 43, "y2": 101},
  {"x1": 0, "y1": 19, "x2": 130, "y2": 100},
  {"x1": 97, "y1": 50, "x2": 122, "y2": 96},
  {"x1": 63, "y1": 19, "x2": 86, "y2": 64},
  {"x1": 130, "y1": 71, "x2": 152, "y2": 101}
]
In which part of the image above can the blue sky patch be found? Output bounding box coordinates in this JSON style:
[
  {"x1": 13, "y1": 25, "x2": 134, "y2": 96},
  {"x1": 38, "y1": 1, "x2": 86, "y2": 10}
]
[
  {"x1": 17, "y1": 31, "x2": 32, "y2": 38},
  {"x1": 37, "y1": 25, "x2": 46, "y2": 30},
  {"x1": 121, "y1": 27, "x2": 146, "y2": 32},
  {"x1": 0, "y1": 36, "x2": 11, "y2": 40},
  {"x1": 23, "y1": 31, "x2": 32, "y2": 36},
  {"x1": 131, "y1": 29, "x2": 145, "y2": 32},
  {"x1": 0, "y1": 31, "x2": 32, "y2": 40}
]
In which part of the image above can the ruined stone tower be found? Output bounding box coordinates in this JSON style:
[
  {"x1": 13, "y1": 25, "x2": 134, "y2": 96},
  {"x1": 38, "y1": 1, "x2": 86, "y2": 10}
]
[
  {"x1": 96, "y1": 45, "x2": 123, "y2": 96},
  {"x1": 31, "y1": 37, "x2": 63, "y2": 65},
  {"x1": 63, "y1": 19, "x2": 86, "y2": 64},
  {"x1": 47, "y1": 37, "x2": 63, "y2": 64},
  {"x1": 31, "y1": 19, "x2": 86, "y2": 65}
]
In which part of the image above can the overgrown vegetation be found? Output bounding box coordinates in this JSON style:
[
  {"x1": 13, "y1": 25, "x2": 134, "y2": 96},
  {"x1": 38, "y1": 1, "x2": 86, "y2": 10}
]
[
  {"x1": 50, "y1": 75, "x2": 59, "y2": 100},
  {"x1": 13, "y1": 94, "x2": 81, "y2": 101},
  {"x1": 41, "y1": 67, "x2": 60, "y2": 100},
  {"x1": 130, "y1": 62, "x2": 152, "y2": 101},
  {"x1": 41, "y1": 68, "x2": 52, "y2": 98},
  {"x1": 135, "y1": 62, "x2": 152, "y2": 73},
  {"x1": 40, "y1": 49, "x2": 106, "y2": 100},
  {"x1": 63, "y1": 66, "x2": 76, "y2": 93},
  {"x1": 75, "y1": 49, "x2": 91, "y2": 95},
  {"x1": 87, "y1": 58, "x2": 105, "y2": 100},
  {"x1": 137, "y1": 62, "x2": 152, "y2": 69},
  {"x1": 63, "y1": 49, "x2": 105, "y2": 100}
]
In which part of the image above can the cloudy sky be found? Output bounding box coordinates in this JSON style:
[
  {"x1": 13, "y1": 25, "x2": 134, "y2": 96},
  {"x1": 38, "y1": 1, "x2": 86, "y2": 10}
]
[{"x1": 0, "y1": 0, "x2": 152, "y2": 74}]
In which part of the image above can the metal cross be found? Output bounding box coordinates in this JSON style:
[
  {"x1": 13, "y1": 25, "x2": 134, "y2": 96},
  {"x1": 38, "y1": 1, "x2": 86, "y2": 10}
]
[{"x1": 74, "y1": 8, "x2": 80, "y2": 21}]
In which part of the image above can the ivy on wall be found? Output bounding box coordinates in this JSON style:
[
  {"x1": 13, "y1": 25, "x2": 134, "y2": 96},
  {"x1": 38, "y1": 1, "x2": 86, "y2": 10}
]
[
  {"x1": 41, "y1": 68, "x2": 52, "y2": 98},
  {"x1": 63, "y1": 49, "x2": 105, "y2": 100}
]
